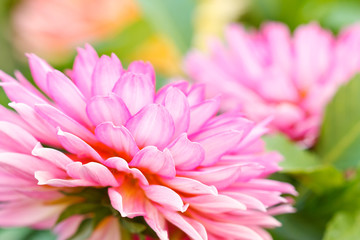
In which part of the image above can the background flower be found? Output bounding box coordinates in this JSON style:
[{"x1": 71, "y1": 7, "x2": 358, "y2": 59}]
[
  {"x1": 0, "y1": 45, "x2": 295, "y2": 239},
  {"x1": 186, "y1": 22, "x2": 360, "y2": 146}
]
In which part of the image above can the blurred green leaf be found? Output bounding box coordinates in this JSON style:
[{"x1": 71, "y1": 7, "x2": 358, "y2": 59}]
[
  {"x1": 94, "y1": 19, "x2": 154, "y2": 63},
  {"x1": 315, "y1": 74, "x2": 360, "y2": 169},
  {"x1": 264, "y1": 134, "x2": 321, "y2": 173},
  {"x1": 0, "y1": 228, "x2": 55, "y2": 240},
  {"x1": 294, "y1": 165, "x2": 344, "y2": 193},
  {"x1": 56, "y1": 203, "x2": 102, "y2": 224},
  {"x1": 242, "y1": 0, "x2": 360, "y2": 32},
  {"x1": 323, "y1": 210, "x2": 360, "y2": 240},
  {"x1": 270, "y1": 212, "x2": 325, "y2": 240},
  {"x1": 136, "y1": 0, "x2": 195, "y2": 53}
]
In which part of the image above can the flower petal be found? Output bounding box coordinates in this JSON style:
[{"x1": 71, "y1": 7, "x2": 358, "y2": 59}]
[
  {"x1": 162, "y1": 87, "x2": 190, "y2": 138},
  {"x1": 184, "y1": 194, "x2": 246, "y2": 213},
  {"x1": 167, "y1": 133, "x2": 204, "y2": 170},
  {"x1": 87, "y1": 94, "x2": 130, "y2": 126},
  {"x1": 0, "y1": 121, "x2": 38, "y2": 153},
  {"x1": 57, "y1": 128, "x2": 102, "y2": 163},
  {"x1": 127, "y1": 60, "x2": 156, "y2": 85},
  {"x1": 92, "y1": 54, "x2": 122, "y2": 96},
  {"x1": 95, "y1": 123, "x2": 139, "y2": 158},
  {"x1": 66, "y1": 162, "x2": 118, "y2": 187},
  {"x1": 129, "y1": 146, "x2": 175, "y2": 178},
  {"x1": 108, "y1": 187, "x2": 146, "y2": 218},
  {"x1": 113, "y1": 72, "x2": 155, "y2": 115},
  {"x1": 32, "y1": 143, "x2": 73, "y2": 169},
  {"x1": 161, "y1": 177, "x2": 217, "y2": 195},
  {"x1": 35, "y1": 104, "x2": 97, "y2": 143},
  {"x1": 143, "y1": 185, "x2": 187, "y2": 212},
  {"x1": 72, "y1": 44, "x2": 99, "y2": 99},
  {"x1": 126, "y1": 104, "x2": 174, "y2": 149},
  {"x1": 47, "y1": 70, "x2": 90, "y2": 126},
  {"x1": 188, "y1": 98, "x2": 220, "y2": 135},
  {"x1": 26, "y1": 53, "x2": 53, "y2": 94},
  {"x1": 198, "y1": 130, "x2": 244, "y2": 166}
]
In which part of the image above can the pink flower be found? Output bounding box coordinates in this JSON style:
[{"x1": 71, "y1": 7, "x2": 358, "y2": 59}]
[
  {"x1": 12, "y1": 0, "x2": 139, "y2": 61},
  {"x1": 186, "y1": 22, "x2": 360, "y2": 146},
  {"x1": 0, "y1": 44, "x2": 295, "y2": 240}
]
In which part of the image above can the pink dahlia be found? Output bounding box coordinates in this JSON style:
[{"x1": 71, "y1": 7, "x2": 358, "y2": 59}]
[
  {"x1": 0, "y1": 44, "x2": 295, "y2": 240},
  {"x1": 186, "y1": 22, "x2": 360, "y2": 146}
]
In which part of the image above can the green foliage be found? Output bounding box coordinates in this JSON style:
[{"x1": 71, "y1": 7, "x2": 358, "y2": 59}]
[
  {"x1": 241, "y1": 0, "x2": 360, "y2": 32},
  {"x1": 0, "y1": 228, "x2": 56, "y2": 240},
  {"x1": 315, "y1": 74, "x2": 360, "y2": 169},
  {"x1": 136, "y1": 0, "x2": 195, "y2": 53},
  {"x1": 264, "y1": 134, "x2": 320, "y2": 173},
  {"x1": 323, "y1": 210, "x2": 360, "y2": 240}
]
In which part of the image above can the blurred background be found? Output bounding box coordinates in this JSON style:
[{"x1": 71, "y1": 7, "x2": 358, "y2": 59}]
[{"x1": 1, "y1": 0, "x2": 360, "y2": 239}]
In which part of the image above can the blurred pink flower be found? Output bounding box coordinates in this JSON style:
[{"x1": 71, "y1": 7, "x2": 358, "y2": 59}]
[
  {"x1": 12, "y1": 0, "x2": 139, "y2": 61},
  {"x1": 0, "y1": 45, "x2": 295, "y2": 239},
  {"x1": 186, "y1": 22, "x2": 360, "y2": 146}
]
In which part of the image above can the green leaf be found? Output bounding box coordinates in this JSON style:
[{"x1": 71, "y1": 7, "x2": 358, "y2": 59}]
[
  {"x1": 136, "y1": 0, "x2": 195, "y2": 53},
  {"x1": 68, "y1": 218, "x2": 93, "y2": 240},
  {"x1": 294, "y1": 165, "x2": 344, "y2": 194},
  {"x1": 120, "y1": 218, "x2": 147, "y2": 234},
  {"x1": 264, "y1": 134, "x2": 321, "y2": 173},
  {"x1": 315, "y1": 74, "x2": 360, "y2": 169},
  {"x1": 323, "y1": 210, "x2": 360, "y2": 240},
  {"x1": 56, "y1": 203, "x2": 101, "y2": 224}
]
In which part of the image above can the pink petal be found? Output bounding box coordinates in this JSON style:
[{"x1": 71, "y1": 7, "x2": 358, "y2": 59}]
[
  {"x1": 0, "y1": 82, "x2": 48, "y2": 106},
  {"x1": 32, "y1": 143, "x2": 73, "y2": 169},
  {"x1": 66, "y1": 162, "x2": 118, "y2": 187},
  {"x1": 221, "y1": 191, "x2": 266, "y2": 212},
  {"x1": 188, "y1": 98, "x2": 220, "y2": 135},
  {"x1": 0, "y1": 121, "x2": 38, "y2": 153},
  {"x1": 161, "y1": 177, "x2": 217, "y2": 195},
  {"x1": 35, "y1": 104, "x2": 97, "y2": 143},
  {"x1": 155, "y1": 81, "x2": 189, "y2": 103},
  {"x1": 186, "y1": 84, "x2": 205, "y2": 107},
  {"x1": 178, "y1": 163, "x2": 252, "y2": 190},
  {"x1": 0, "y1": 105, "x2": 29, "y2": 130},
  {"x1": 56, "y1": 128, "x2": 102, "y2": 162},
  {"x1": 127, "y1": 60, "x2": 156, "y2": 85},
  {"x1": 95, "y1": 123, "x2": 139, "y2": 158},
  {"x1": 126, "y1": 104, "x2": 174, "y2": 149},
  {"x1": 112, "y1": 72, "x2": 155, "y2": 115},
  {"x1": 47, "y1": 70, "x2": 91, "y2": 126},
  {"x1": 143, "y1": 184, "x2": 187, "y2": 212},
  {"x1": 0, "y1": 152, "x2": 59, "y2": 177},
  {"x1": 104, "y1": 157, "x2": 148, "y2": 185},
  {"x1": 26, "y1": 53, "x2": 53, "y2": 94},
  {"x1": 86, "y1": 94, "x2": 130, "y2": 127},
  {"x1": 162, "y1": 87, "x2": 190, "y2": 138},
  {"x1": 35, "y1": 171, "x2": 94, "y2": 187},
  {"x1": 167, "y1": 133, "x2": 204, "y2": 170},
  {"x1": 0, "y1": 199, "x2": 66, "y2": 227},
  {"x1": 72, "y1": 44, "x2": 99, "y2": 99},
  {"x1": 198, "y1": 130, "x2": 244, "y2": 166},
  {"x1": 9, "y1": 102, "x2": 59, "y2": 146},
  {"x1": 108, "y1": 187, "x2": 146, "y2": 218},
  {"x1": 92, "y1": 54, "x2": 122, "y2": 96},
  {"x1": 159, "y1": 209, "x2": 207, "y2": 240},
  {"x1": 129, "y1": 146, "x2": 175, "y2": 178},
  {"x1": 143, "y1": 202, "x2": 168, "y2": 240},
  {"x1": 184, "y1": 194, "x2": 246, "y2": 213}
]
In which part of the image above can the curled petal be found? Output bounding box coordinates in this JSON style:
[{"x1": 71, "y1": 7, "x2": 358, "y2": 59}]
[
  {"x1": 108, "y1": 187, "x2": 146, "y2": 218},
  {"x1": 168, "y1": 133, "x2": 204, "y2": 170},
  {"x1": 66, "y1": 162, "x2": 118, "y2": 187},
  {"x1": 26, "y1": 53, "x2": 53, "y2": 94},
  {"x1": 95, "y1": 123, "x2": 139, "y2": 158},
  {"x1": 143, "y1": 185, "x2": 187, "y2": 212},
  {"x1": 92, "y1": 54, "x2": 122, "y2": 96},
  {"x1": 87, "y1": 94, "x2": 130, "y2": 126},
  {"x1": 126, "y1": 104, "x2": 174, "y2": 149},
  {"x1": 129, "y1": 146, "x2": 175, "y2": 178},
  {"x1": 113, "y1": 72, "x2": 155, "y2": 115},
  {"x1": 128, "y1": 60, "x2": 156, "y2": 85},
  {"x1": 188, "y1": 98, "x2": 220, "y2": 135}
]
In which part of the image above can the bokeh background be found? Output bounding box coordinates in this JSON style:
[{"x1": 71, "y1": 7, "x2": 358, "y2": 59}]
[{"x1": 1, "y1": 0, "x2": 360, "y2": 239}]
